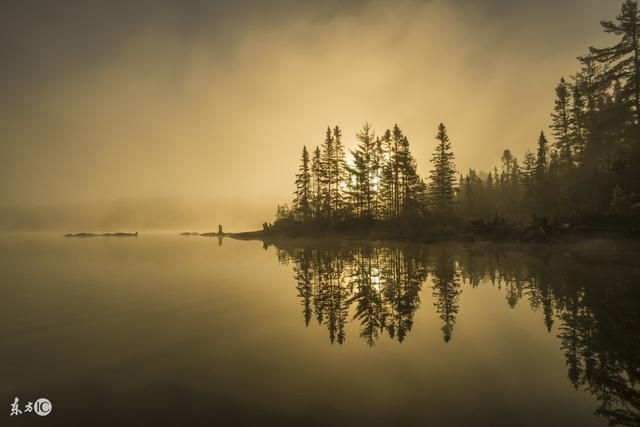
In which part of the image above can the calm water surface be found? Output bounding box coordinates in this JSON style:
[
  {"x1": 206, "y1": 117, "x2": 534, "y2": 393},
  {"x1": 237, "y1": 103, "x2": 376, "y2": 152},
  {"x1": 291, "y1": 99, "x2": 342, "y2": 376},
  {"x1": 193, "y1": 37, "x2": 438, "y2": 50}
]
[{"x1": 1, "y1": 233, "x2": 638, "y2": 426}]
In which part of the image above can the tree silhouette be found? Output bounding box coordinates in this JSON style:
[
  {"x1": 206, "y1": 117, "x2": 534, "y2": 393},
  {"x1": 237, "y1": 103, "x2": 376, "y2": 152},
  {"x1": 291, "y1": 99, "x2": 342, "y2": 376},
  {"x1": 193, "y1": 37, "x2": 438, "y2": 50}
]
[
  {"x1": 311, "y1": 146, "x2": 323, "y2": 219},
  {"x1": 273, "y1": 1, "x2": 640, "y2": 231},
  {"x1": 293, "y1": 146, "x2": 311, "y2": 221},
  {"x1": 347, "y1": 123, "x2": 377, "y2": 218},
  {"x1": 428, "y1": 123, "x2": 457, "y2": 213}
]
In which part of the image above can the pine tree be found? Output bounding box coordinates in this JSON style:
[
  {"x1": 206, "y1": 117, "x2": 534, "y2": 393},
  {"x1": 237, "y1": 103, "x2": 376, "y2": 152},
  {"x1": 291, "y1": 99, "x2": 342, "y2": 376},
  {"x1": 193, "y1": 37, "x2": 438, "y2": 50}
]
[
  {"x1": 536, "y1": 131, "x2": 549, "y2": 179},
  {"x1": 331, "y1": 126, "x2": 346, "y2": 218},
  {"x1": 569, "y1": 79, "x2": 586, "y2": 166},
  {"x1": 379, "y1": 129, "x2": 395, "y2": 219},
  {"x1": 320, "y1": 126, "x2": 334, "y2": 218},
  {"x1": 398, "y1": 135, "x2": 424, "y2": 214},
  {"x1": 551, "y1": 77, "x2": 573, "y2": 167},
  {"x1": 522, "y1": 150, "x2": 537, "y2": 212},
  {"x1": 428, "y1": 123, "x2": 457, "y2": 213},
  {"x1": 587, "y1": 0, "x2": 640, "y2": 191},
  {"x1": 371, "y1": 136, "x2": 384, "y2": 218},
  {"x1": 535, "y1": 131, "x2": 550, "y2": 214},
  {"x1": 311, "y1": 146, "x2": 323, "y2": 219},
  {"x1": 391, "y1": 125, "x2": 404, "y2": 217},
  {"x1": 294, "y1": 146, "x2": 311, "y2": 221},
  {"x1": 347, "y1": 123, "x2": 377, "y2": 218},
  {"x1": 588, "y1": 0, "x2": 640, "y2": 144}
]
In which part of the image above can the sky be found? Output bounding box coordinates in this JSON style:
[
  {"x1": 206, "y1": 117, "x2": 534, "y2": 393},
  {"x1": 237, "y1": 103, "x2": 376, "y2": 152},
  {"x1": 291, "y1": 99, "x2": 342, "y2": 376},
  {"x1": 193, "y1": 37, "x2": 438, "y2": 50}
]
[{"x1": 0, "y1": 0, "x2": 624, "y2": 229}]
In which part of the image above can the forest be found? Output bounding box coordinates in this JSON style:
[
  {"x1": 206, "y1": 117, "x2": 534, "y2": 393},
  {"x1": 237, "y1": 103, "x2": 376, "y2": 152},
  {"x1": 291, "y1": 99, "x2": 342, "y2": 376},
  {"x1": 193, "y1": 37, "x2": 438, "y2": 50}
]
[{"x1": 269, "y1": 1, "x2": 640, "y2": 238}]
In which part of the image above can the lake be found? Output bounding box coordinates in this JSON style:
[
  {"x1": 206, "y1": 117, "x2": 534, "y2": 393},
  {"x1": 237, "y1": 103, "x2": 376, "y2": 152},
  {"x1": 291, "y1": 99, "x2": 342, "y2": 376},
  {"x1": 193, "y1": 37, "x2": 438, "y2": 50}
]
[{"x1": 1, "y1": 233, "x2": 638, "y2": 426}]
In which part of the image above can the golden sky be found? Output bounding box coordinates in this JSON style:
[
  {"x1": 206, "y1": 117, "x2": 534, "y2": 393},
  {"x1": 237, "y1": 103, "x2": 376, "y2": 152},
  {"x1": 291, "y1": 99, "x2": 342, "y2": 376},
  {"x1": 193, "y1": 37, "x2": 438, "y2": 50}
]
[{"x1": 0, "y1": 0, "x2": 623, "y2": 229}]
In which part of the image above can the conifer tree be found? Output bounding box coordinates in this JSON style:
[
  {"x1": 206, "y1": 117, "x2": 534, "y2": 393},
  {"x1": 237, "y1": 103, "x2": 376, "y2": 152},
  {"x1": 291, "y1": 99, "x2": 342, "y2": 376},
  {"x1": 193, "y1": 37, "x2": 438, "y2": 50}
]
[
  {"x1": 331, "y1": 126, "x2": 346, "y2": 218},
  {"x1": 379, "y1": 129, "x2": 395, "y2": 219},
  {"x1": 536, "y1": 131, "x2": 549, "y2": 179},
  {"x1": 551, "y1": 78, "x2": 573, "y2": 167},
  {"x1": 569, "y1": 80, "x2": 586, "y2": 166},
  {"x1": 294, "y1": 146, "x2": 311, "y2": 221},
  {"x1": 522, "y1": 150, "x2": 537, "y2": 212},
  {"x1": 347, "y1": 123, "x2": 377, "y2": 218},
  {"x1": 371, "y1": 136, "x2": 384, "y2": 218},
  {"x1": 428, "y1": 123, "x2": 457, "y2": 213},
  {"x1": 321, "y1": 127, "x2": 334, "y2": 218},
  {"x1": 588, "y1": 0, "x2": 640, "y2": 144},
  {"x1": 587, "y1": 0, "x2": 640, "y2": 191},
  {"x1": 398, "y1": 135, "x2": 423, "y2": 214},
  {"x1": 311, "y1": 146, "x2": 323, "y2": 219},
  {"x1": 391, "y1": 125, "x2": 404, "y2": 217},
  {"x1": 535, "y1": 131, "x2": 550, "y2": 213}
]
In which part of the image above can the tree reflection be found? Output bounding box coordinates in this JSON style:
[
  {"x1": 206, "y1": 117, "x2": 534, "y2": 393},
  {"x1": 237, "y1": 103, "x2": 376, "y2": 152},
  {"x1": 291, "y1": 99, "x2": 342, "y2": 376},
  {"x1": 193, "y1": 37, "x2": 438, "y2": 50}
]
[
  {"x1": 280, "y1": 244, "x2": 428, "y2": 347},
  {"x1": 430, "y1": 252, "x2": 460, "y2": 343},
  {"x1": 275, "y1": 241, "x2": 640, "y2": 426}
]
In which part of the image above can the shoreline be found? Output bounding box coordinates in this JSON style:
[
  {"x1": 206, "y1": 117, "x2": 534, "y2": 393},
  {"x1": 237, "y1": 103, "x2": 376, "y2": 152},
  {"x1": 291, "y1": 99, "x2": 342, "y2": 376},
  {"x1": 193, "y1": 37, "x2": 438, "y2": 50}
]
[{"x1": 226, "y1": 225, "x2": 640, "y2": 245}]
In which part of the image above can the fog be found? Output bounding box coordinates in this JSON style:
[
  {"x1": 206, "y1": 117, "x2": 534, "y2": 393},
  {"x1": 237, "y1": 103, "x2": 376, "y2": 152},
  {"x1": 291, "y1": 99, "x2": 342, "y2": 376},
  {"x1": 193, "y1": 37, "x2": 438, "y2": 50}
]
[{"x1": 0, "y1": 0, "x2": 621, "y2": 230}]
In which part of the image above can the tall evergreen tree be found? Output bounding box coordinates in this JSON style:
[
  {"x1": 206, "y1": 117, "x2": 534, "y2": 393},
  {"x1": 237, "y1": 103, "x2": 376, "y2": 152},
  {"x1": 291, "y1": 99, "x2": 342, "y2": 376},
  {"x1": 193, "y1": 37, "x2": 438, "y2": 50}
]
[
  {"x1": 535, "y1": 131, "x2": 550, "y2": 213},
  {"x1": 371, "y1": 136, "x2": 384, "y2": 218},
  {"x1": 587, "y1": 0, "x2": 640, "y2": 190},
  {"x1": 398, "y1": 135, "x2": 424, "y2": 214},
  {"x1": 569, "y1": 78, "x2": 587, "y2": 166},
  {"x1": 331, "y1": 126, "x2": 346, "y2": 218},
  {"x1": 522, "y1": 150, "x2": 537, "y2": 212},
  {"x1": 321, "y1": 126, "x2": 335, "y2": 218},
  {"x1": 536, "y1": 131, "x2": 549, "y2": 178},
  {"x1": 311, "y1": 146, "x2": 323, "y2": 219},
  {"x1": 294, "y1": 146, "x2": 311, "y2": 221},
  {"x1": 551, "y1": 77, "x2": 573, "y2": 167},
  {"x1": 379, "y1": 129, "x2": 395, "y2": 219},
  {"x1": 428, "y1": 123, "x2": 457, "y2": 213},
  {"x1": 347, "y1": 123, "x2": 377, "y2": 218},
  {"x1": 391, "y1": 125, "x2": 404, "y2": 217}
]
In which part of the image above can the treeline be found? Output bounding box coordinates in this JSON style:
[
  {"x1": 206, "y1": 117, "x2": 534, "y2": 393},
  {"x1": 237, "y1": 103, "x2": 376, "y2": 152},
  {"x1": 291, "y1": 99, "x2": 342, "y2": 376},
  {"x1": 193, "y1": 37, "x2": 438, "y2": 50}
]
[
  {"x1": 276, "y1": 123, "x2": 454, "y2": 224},
  {"x1": 275, "y1": 1, "x2": 640, "y2": 228}
]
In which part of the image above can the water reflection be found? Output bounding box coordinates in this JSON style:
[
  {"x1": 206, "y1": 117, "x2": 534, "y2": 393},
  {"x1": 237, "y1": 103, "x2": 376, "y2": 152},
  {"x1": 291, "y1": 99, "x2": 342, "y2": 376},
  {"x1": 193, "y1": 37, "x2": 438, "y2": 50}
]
[{"x1": 274, "y1": 242, "x2": 640, "y2": 426}]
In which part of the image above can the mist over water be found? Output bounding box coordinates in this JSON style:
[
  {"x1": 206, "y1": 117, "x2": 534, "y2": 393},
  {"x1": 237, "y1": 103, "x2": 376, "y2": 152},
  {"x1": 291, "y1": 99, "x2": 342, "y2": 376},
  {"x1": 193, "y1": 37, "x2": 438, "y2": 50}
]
[
  {"x1": 2, "y1": 2, "x2": 640, "y2": 426},
  {"x1": 2, "y1": 234, "x2": 638, "y2": 426},
  {"x1": 0, "y1": 198, "x2": 273, "y2": 232}
]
